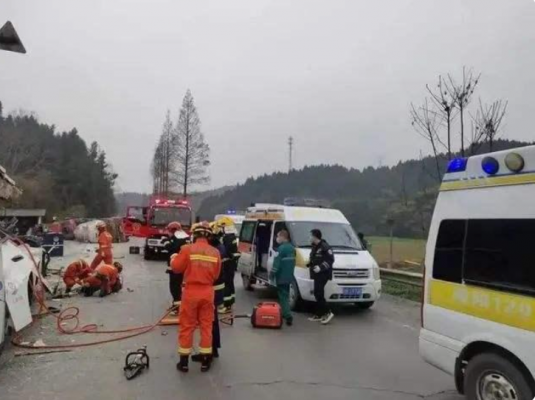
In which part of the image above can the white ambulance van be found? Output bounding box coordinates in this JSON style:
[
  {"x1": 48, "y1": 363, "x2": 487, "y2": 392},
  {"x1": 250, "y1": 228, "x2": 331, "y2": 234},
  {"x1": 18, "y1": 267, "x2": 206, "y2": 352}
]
[
  {"x1": 420, "y1": 146, "x2": 535, "y2": 400},
  {"x1": 237, "y1": 204, "x2": 381, "y2": 310}
]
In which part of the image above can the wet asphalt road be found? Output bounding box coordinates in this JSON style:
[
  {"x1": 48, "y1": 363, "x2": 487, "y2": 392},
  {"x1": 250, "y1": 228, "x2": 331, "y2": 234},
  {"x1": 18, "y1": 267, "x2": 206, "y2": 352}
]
[{"x1": 0, "y1": 240, "x2": 462, "y2": 400}]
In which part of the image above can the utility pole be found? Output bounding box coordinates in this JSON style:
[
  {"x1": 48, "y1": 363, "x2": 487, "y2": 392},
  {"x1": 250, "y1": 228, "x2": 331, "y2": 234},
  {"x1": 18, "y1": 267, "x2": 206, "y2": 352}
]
[{"x1": 288, "y1": 136, "x2": 294, "y2": 172}]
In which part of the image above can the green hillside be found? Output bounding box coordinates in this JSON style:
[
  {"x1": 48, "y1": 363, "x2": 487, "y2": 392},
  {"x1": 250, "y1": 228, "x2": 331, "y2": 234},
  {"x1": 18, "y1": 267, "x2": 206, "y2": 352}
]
[{"x1": 198, "y1": 140, "x2": 531, "y2": 238}]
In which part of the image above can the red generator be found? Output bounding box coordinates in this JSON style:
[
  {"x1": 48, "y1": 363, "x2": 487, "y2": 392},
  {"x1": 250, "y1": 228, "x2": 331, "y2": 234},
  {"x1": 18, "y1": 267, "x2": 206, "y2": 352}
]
[{"x1": 251, "y1": 302, "x2": 283, "y2": 329}]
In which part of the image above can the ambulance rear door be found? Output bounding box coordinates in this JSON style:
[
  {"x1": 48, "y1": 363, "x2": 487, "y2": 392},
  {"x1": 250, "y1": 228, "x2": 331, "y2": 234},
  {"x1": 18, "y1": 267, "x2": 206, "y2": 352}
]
[{"x1": 237, "y1": 220, "x2": 257, "y2": 278}]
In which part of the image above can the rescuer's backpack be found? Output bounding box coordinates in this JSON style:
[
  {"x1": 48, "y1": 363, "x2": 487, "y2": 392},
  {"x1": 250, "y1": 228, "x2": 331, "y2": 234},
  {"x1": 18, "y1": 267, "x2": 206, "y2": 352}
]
[{"x1": 251, "y1": 302, "x2": 282, "y2": 329}]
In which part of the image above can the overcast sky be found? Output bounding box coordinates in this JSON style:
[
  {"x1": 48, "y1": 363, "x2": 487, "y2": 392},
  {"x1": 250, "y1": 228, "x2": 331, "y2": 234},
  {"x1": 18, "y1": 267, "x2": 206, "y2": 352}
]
[{"x1": 1, "y1": 0, "x2": 534, "y2": 193}]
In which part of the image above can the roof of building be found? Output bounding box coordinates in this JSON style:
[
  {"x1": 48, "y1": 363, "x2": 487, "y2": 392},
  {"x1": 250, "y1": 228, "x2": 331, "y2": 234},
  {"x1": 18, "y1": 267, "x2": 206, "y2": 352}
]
[{"x1": 0, "y1": 209, "x2": 46, "y2": 217}]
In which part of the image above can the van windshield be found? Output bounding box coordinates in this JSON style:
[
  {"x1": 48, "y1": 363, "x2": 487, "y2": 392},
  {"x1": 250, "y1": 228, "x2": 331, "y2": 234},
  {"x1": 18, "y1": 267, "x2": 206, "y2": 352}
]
[{"x1": 286, "y1": 221, "x2": 363, "y2": 250}]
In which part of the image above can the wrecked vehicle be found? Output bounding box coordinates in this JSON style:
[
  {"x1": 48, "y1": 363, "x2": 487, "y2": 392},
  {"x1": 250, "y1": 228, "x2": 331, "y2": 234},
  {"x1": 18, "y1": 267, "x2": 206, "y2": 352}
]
[{"x1": 0, "y1": 238, "x2": 39, "y2": 353}]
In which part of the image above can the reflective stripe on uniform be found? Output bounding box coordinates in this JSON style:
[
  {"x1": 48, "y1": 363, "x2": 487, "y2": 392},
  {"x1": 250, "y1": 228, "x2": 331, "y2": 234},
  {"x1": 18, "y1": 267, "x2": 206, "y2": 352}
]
[
  {"x1": 173, "y1": 301, "x2": 181, "y2": 306},
  {"x1": 178, "y1": 347, "x2": 192, "y2": 355},
  {"x1": 214, "y1": 283, "x2": 225, "y2": 291},
  {"x1": 232, "y1": 239, "x2": 238, "y2": 244},
  {"x1": 190, "y1": 255, "x2": 219, "y2": 263},
  {"x1": 223, "y1": 294, "x2": 236, "y2": 301},
  {"x1": 222, "y1": 258, "x2": 231, "y2": 262},
  {"x1": 199, "y1": 347, "x2": 212, "y2": 354}
]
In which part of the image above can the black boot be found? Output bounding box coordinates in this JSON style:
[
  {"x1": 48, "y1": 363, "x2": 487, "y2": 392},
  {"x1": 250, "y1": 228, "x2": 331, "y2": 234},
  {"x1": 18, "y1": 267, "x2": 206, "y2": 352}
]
[
  {"x1": 176, "y1": 356, "x2": 189, "y2": 373},
  {"x1": 200, "y1": 355, "x2": 212, "y2": 372},
  {"x1": 191, "y1": 353, "x2": 202, "y2": 363}
]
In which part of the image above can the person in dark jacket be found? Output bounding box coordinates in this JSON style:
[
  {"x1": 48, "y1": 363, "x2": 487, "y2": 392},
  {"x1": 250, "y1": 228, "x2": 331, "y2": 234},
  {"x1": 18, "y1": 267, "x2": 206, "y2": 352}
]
[
  {"x1": 214, "y1": 217, "x2": 240, "y2": 314},
  {"x1": 307, "y1": 229, "x2": 335, "y2": 325},
  {"x1": 162, "y1": 222, "x2": 189, "y2": 313},
  {"x1": 269, "y1": 229, "x2": 296, "y2": 326}
]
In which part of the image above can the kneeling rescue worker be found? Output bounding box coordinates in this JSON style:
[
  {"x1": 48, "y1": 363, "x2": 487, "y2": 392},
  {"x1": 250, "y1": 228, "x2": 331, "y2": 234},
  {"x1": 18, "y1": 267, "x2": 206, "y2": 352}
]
[
  {"x1": 63, "y1": 259, "x2": 92, "y2": 293},
  {"x1": 171, "y1": 221, "x2": 221, "y2": 373},
  {"x1": 82, "y1": 262, "x2": 123, "y2": 297}
]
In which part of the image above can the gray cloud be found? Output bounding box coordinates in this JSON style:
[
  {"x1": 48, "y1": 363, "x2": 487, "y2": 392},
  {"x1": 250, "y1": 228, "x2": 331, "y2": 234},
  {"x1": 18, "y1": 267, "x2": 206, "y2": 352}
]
[{"x1": 1, "y1": 0, "x2": 534, "y2": 192}]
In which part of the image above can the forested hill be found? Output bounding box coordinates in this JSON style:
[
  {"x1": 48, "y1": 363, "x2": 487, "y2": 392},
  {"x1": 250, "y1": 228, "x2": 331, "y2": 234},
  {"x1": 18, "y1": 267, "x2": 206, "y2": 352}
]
[
  {"x1": 198, "y1": 139, "x2": 532, "y2": 238},
  {"x1": 0, "y1": 105, "x2": 117, "y2": 219}
]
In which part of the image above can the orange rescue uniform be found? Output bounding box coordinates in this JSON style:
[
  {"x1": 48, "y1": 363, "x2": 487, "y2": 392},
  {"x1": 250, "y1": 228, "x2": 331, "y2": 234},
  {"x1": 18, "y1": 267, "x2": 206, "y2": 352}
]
[
  {"x1": 63, "y1": 259, "x2": 91, "y2": 289},
  {"x1": 90, "y1": 230, "x2": 113, "y2": 270},
  {"x1": 86, "y1": 264, "x2": 121, "y2": 294},
  {"x1": 171, "y1": 238, "x2": 221, "y2": 356}
]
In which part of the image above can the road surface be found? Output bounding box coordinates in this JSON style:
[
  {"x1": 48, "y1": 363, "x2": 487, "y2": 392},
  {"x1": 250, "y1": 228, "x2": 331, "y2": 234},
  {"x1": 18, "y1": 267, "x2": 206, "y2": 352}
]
[{"x1": 0, "y1": 240, "x2": 462, "y2": 400}]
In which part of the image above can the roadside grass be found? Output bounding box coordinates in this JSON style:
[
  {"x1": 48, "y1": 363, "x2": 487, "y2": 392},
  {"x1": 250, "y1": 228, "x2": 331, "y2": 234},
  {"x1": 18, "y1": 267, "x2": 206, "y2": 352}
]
[
  {"x1": 368, "y1": 236, "x2": 426, "y2": 272},
  {"x1": 382, "y1": 279, "x2": 422, "y2": 302}
]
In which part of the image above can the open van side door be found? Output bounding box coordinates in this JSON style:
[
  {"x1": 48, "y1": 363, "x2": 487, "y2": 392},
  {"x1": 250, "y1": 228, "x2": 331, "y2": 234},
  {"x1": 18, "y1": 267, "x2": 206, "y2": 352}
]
[{"x1": 237, "y1": 220, "x2": 257, "y2": 279}]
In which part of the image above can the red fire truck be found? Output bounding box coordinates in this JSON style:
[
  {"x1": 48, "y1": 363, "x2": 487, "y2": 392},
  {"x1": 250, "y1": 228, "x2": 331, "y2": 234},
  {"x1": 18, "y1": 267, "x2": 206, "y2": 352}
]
[{"x1": 123, "y1": 196, "x2": 193, "y2": 260}]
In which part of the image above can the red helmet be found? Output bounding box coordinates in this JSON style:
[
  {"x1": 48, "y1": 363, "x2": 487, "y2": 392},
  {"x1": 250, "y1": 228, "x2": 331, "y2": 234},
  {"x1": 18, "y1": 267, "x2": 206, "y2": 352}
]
[{"x1": 167, "y1": 222, "x2": 182, "y2": 231}]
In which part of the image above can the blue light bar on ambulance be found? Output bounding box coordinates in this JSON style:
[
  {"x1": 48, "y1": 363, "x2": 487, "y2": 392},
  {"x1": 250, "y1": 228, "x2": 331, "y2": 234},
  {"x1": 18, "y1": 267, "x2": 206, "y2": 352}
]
[
  {"x1": 482, "y1": 156, "x2": 500, "y2": 175},
  {"x1": 446, "y1": 157, "x2": 468, "y2": 173}
]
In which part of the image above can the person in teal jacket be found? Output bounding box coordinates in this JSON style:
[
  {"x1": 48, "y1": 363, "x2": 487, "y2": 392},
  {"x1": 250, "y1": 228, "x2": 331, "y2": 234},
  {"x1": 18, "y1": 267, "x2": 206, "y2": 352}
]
[{"x1": 269, "y1": 229, "x2": 296, "y2": 326}]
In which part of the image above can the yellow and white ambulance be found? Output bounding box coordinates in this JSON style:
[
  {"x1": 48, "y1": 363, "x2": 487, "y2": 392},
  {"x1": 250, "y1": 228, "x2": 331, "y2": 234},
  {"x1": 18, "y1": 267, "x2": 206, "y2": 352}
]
[
  {"x1": 420, "y1": 145, "x2": 535, "y2": 400},
  {"x1": 237, "y1": 204, "x2": 381, "y2": 310}
]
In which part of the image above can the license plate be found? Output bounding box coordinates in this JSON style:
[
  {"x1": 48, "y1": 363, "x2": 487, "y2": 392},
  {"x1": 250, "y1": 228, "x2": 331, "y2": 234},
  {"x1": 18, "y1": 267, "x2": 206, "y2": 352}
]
[{"x1": 343, "y1": 287, "x2": 362, "y2": 296}]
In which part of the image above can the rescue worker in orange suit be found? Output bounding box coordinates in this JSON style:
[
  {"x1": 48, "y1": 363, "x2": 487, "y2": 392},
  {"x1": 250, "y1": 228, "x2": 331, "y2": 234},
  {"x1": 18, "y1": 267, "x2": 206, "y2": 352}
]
[
  {"x1": 161, "y1": 222, "x2": 189, "y2": 314},
  {"x1": 81, "y1": 262, "x2": 123, "y2": 297},
  {"x1": 63, "y1": 259, "x2": 92, "y2": 293},
  {"x1": 90, "y1": 221, "x2": 113, "y2": 270},
  {"x1": 171, "y1": 222, "x2": 221, "y2": 373},
  {"x1": 191, "y1": 222, "x2": 226, "y2": 362}
]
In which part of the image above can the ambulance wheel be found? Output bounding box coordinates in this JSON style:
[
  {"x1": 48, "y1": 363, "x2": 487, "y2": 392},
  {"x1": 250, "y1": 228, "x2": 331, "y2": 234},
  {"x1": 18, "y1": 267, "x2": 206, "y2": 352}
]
[
  {"x1": 242, "y1": 274, "x2": 254, "y2": 291},
  {"x1": 289, "y1": 279, "x2": 303, "y2": 311},
  {"x1": 464, "y1": 353, "x2": 534, "y2": 400}
]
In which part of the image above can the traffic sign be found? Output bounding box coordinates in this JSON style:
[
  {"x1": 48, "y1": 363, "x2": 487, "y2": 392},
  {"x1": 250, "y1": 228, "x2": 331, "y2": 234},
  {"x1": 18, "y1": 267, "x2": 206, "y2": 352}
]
[{"x1": 0, "y1": 21, "x2": 26, "y2": 54}]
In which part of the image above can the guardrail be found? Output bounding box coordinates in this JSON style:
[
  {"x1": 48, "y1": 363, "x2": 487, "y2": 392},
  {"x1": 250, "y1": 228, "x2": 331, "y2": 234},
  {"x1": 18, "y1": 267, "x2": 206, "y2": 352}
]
[{"x1": 380, "y1": 268, "x2": 423, "y2": 288}]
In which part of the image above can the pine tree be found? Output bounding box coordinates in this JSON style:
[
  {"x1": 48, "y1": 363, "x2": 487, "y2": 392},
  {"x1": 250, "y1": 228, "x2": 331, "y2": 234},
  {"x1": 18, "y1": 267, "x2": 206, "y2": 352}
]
[{"x1": 173, "y1": 90, "x2": 210, "y2": 197}]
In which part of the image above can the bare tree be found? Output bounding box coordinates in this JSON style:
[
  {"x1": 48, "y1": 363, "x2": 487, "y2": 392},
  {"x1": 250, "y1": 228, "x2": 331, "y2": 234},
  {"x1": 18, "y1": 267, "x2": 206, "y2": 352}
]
[
  {"x1": 470, "y1": 99, "x2": 508, "y2": 154},
  {"x1": 444, "y1": 67, "x2": 480, "y2": 156},
  {"x1": 411, "y1": 100, "x2": 444, "y2": 183},
  {"x1": 151, "y1": 110, "x2": 180, "y2": 196},
  {"x1": 173, "y1": 90, "x2": 210, "y2": 197},
  {"x1": 151, "y1": 140, "x2": 164, "y2": 195},
  {"x1": 426, "y1": 76, "x2": 457, "y2": 160}
]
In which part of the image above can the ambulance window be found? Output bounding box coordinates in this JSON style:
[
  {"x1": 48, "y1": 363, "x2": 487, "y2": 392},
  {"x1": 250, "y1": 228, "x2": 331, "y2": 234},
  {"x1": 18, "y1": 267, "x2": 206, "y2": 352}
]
[
  {"x1": 432, "y1": 220, "x2": 465, "y2": 283},
  {"x1": 240, "y1": 221, "x2": 256, "y2": 243},
  {"x1": 464, "y1": 219, "x2": 535, "y2": 295}
]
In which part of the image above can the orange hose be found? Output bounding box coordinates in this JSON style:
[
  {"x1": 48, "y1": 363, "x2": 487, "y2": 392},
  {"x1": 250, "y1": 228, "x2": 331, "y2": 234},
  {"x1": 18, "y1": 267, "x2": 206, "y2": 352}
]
[{"x1": 4, "y1": 234, "x2": 171, "y2": 349}]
